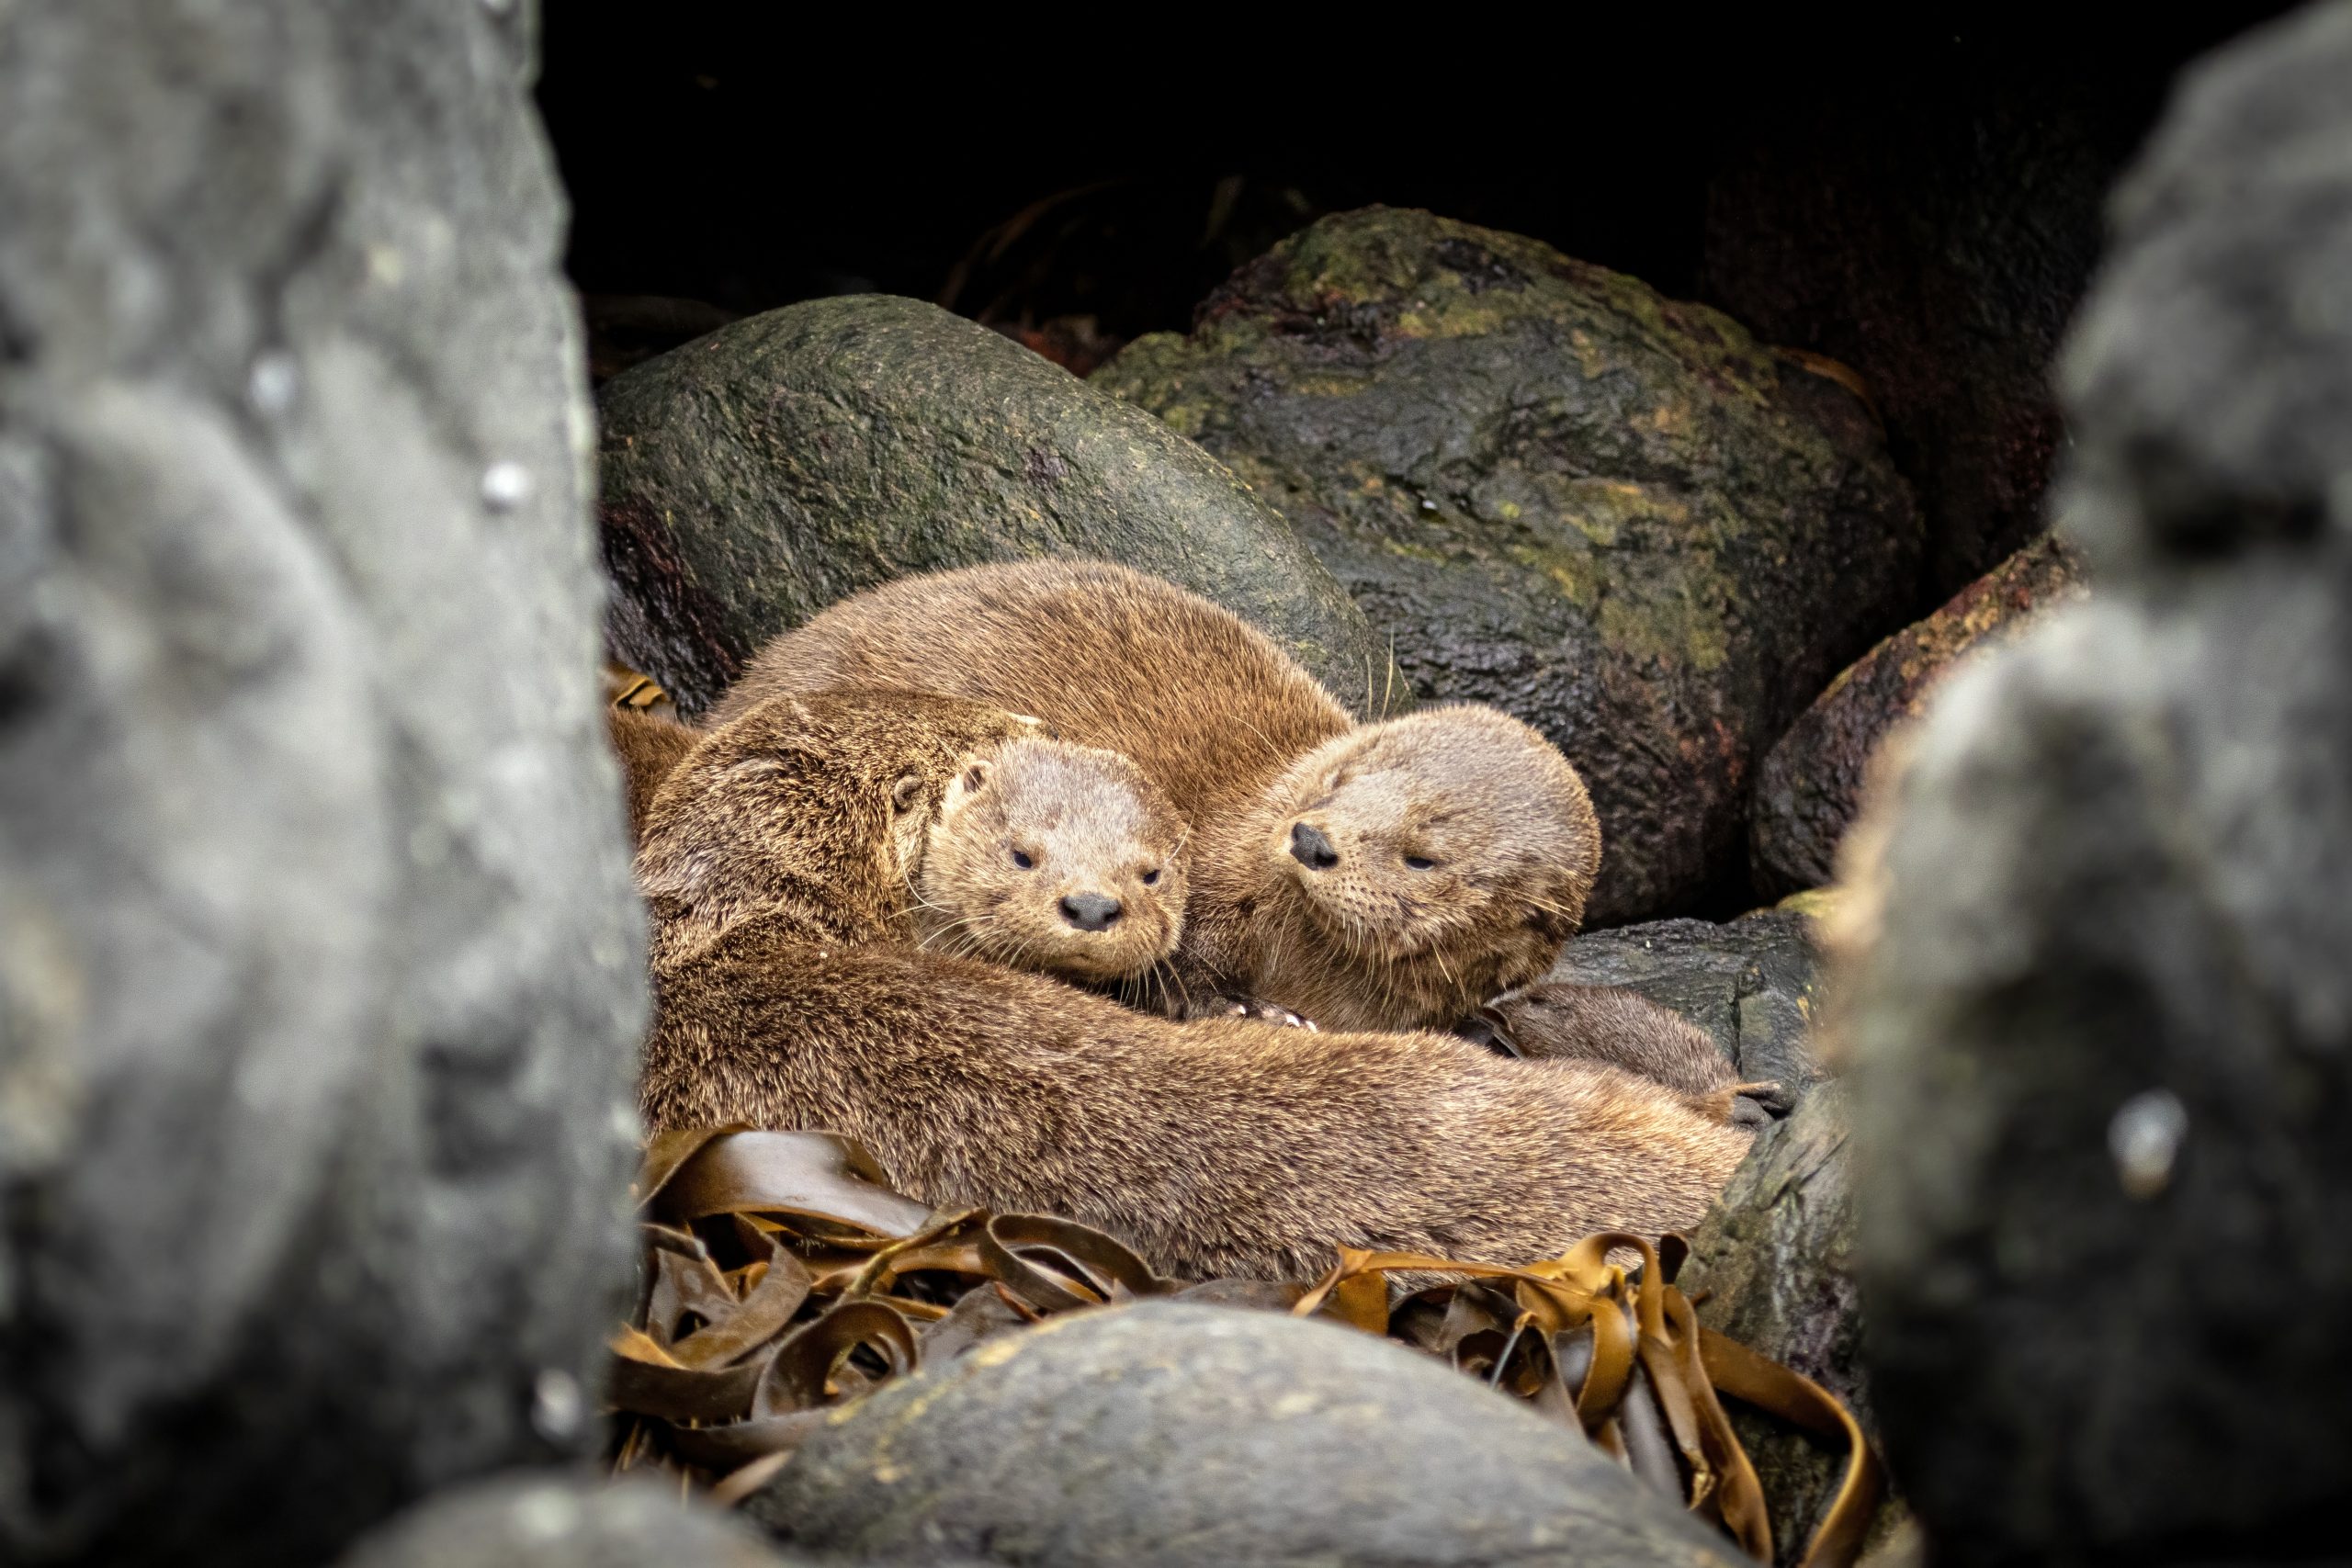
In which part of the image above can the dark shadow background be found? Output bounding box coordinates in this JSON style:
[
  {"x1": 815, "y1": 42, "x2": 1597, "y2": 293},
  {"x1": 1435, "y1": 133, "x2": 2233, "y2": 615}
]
[{"x1": 538, "y1": 7, "x2": 2293, "y2": 604}]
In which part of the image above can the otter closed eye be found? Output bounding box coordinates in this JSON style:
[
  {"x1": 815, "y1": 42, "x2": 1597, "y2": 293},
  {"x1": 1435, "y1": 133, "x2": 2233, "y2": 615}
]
[{"x1": 1405, "y1": 854, "x2": 1437, "y2": 871}]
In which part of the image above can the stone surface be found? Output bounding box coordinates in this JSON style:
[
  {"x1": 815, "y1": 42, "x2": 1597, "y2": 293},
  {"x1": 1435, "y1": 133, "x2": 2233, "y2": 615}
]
[
  {"x1": 1849, "y1": 7, "x2": 2352, "y2": 1562},
  {"x1": 1543, "y1": 911, "x2": 1823, "y2": 1099},
  {"x1": 595, "y1": 294, "x2": 1396, "y2": 717},
  {"x1": 0, "y1": 3, "x2": 643, "y2": 1562},
  {"x1": 749, "y1": 1301, "x2": 1746, "y2": 1568},
  {"x1": 1679, "y1": 1085, "x2": 1904, "y2": 1564},
  {"x1": 1095, "y1": 207, "x2": 1922, "y2": 923},
  {"x1": 1751, "y1": 533, "x2": 2086, "y2": 897},
  {"x1": 336, "y1": 1476, "x2": 792, "y2": 1568}
]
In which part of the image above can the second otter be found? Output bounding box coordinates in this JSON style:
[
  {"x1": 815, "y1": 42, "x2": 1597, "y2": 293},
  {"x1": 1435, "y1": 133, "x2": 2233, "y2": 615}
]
[
  {"x1": 622, "y1": 700, "x2": 1187, "y2": 987},
  {"x1": 714, "y1": 560, "x2": 1600, "y2": 1032}
]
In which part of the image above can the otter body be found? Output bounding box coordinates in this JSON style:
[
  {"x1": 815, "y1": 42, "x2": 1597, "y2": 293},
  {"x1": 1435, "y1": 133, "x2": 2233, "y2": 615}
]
[
  {"x1": 717, "y1": 561, "x2": 1601, "y2": 1032},
  {"x1": 638, "y1": 688, "x2": 1751, "y2": 1281}
]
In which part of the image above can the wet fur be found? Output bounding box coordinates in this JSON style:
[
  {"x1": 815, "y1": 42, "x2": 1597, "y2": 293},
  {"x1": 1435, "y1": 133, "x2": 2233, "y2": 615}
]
[
  {"x1": 636, "y1": 688, "x2": 1753, "y2": 1281},
  {"x1": 716, "y1": 560, "x2": 1602, "y2": 1031}
]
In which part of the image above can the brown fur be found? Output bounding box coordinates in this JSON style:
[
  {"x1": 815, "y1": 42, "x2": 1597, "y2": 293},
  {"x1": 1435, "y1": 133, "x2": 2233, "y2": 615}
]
[
  {"x1": 628, "y1": 696, "x2": 1186, "y2": 986},
  {"x1": 715, "y1": 560, "x2": 1602, "y2": 1032},
  {"x1": 608, "y1": 706, "x2": 702, "y2": 841},
  {"x1": 1472, "y1": 980, "x2": 1770, "y2": 1126},
  {"x1": 637, "y1": 687, "x2": 1753, "y2": 1281}
]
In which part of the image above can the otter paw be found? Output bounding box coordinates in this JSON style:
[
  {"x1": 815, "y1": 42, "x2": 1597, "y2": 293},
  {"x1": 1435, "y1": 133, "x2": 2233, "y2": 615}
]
[{"x1": 1729, "y1": 1080, "x2": 1793, "y2": 1129}]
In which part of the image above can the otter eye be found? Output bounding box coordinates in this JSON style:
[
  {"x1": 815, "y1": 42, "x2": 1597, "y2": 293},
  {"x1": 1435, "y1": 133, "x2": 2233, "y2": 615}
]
[
  {"x1": 1011, "y1": 847, "x2": 1035, "y2": 870},
  {"x1": 1404, "y1": 854, "x2": 1438, "y2": 871},
  {"x1": 1141, "y1": 867, "x2": 1160, "y2": 886}
]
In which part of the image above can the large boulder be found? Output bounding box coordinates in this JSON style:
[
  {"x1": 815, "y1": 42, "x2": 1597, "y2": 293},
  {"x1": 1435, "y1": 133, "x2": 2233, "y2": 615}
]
[
  {"x1": 0, "y1": 3, "x2": 643, "y2": 1562},
  {"x1": 1094, "y1": 208, "x2": 1923, "y2": 923},
  {"x1": 335, "y1": 1477, "x2": 795, "y2": 1568},
  {"x1": 747, "y1": 1301, "x2": 1746, "y2": 1567},
  {"x1": 595, "y1": 295, "x2": 1394, "y2": 716},
  {"x1": 1542, "y1": 909, "x2": 1823, "y2": 1099},
  {"x1": 1849, "y1": 6, "x2": 2352, "y2": 1561},
  {"x1": 1751, "y1": 533, "x2": 2086, "y2": 897}
]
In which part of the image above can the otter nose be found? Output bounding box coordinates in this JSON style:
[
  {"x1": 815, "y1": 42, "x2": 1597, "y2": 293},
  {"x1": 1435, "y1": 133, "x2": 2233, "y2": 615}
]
[
  {"x1": 1060, "y1": 892, "x2": 1123, "y2": 931},
  {"x1": 1289, "y1": 822, "x2": 1340, "y2": 871}
]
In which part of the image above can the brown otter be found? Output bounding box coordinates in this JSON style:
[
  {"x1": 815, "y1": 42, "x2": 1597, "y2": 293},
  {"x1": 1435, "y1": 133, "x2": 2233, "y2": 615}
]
[
  {"x1": 712, "y1": 560, "x2": 1600, "y2": 1033},
  {"x1": 1465, "y1": 981, "x2": 1787, "y2": 1129},
  {"x1": 608, "y1": 705, "x2": 701, "y2": 841},
  {"x1": 634, "y1": 694, "x2": 1186, "y2": 987},
  {"x1": 637, "y1": 686, "x2": 1754, "y2": 1281}
]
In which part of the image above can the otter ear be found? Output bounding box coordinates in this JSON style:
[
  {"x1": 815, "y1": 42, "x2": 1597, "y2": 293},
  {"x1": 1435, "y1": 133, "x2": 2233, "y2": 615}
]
[
  {"x1": 961, "y1": 759, "x2": 991, "y2": 794},
  {"x1": 890, "y1": 773, "x2": 926, "y2": 814}
]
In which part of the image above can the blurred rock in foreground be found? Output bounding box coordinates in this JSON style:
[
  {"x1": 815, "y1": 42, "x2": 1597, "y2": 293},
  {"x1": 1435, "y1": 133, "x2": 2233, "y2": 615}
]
[
  {"x1": 1850, "y1": 6, "x2": 2352, "y2": 1560},
  {"x1": 0, "y1": 1, "x2": 643, "y2": 1561}
]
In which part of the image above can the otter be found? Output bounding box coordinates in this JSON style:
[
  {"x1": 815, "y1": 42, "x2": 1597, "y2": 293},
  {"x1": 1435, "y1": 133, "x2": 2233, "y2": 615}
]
[
  {"x1": 1465, "y1": 981, "x2": 1787, "y2": 1129},
  {"x1": 634, "y1": 693, "x2": 1186, "y2": 987},
  {"x1": 608, "y1": 705, "x2": 701, "y2": 840},
  {"x1": 712, "y1": 560, "x2": 1600, "y2": 1033},
  {"x1": 636, "y1": 686, "x2": 1754, "y2": 1282}
]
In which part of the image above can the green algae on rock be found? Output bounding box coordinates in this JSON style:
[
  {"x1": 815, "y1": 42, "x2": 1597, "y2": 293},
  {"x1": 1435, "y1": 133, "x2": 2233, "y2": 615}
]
[
  {"x1": 1095, "y1": 208, "x2": 1923, "y2": 924},
  {"x1": 595, "y1": 294, "x2": 1396, "y2": 716}
]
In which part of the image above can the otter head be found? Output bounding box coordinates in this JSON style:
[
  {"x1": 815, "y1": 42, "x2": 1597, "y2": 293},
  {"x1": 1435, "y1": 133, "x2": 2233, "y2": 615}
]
[
  {"x1": 636, "y1": 688, "x2": 1042, "y2": 953},
  {"x1": 1261, "y1": 704, "x2": 1600, "y2": 992},
  {"x1": 914, "y1": 736, "x2": 1187, "y2": 983}
]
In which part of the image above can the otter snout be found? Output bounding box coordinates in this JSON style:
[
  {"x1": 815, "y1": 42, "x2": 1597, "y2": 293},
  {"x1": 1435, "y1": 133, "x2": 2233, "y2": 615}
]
[
  {"x1": 1289, "y1": 821, "x2": 1340, "y2": 871},
  {"x1": 1060, "y1": 891, "x2": 1123, "y2": 931}
]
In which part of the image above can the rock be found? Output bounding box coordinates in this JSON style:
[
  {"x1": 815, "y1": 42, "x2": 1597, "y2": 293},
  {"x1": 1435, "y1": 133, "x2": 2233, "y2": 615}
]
[
  {"x1": 1698, "y1": 28, "x2": 2180, "y2": 601},
  {"x1": 0, "y1": 3, "x2": 643, "y2": 1562},
  {"x1": 335, "y1": 1476, "x2": 792, "y2": 1568},
  {"x1": 1094, "y1": 207, "x2": 1923, "y2": 924},
  {"x1": 1751, "y1": 534, "x2": 2087, "y2": 897},
  {"x1": 747, "y1": 1301, "x2": 1747, "y2": 1568},
  {"x1": 1849, "y1": 8, "x2": 2352, "y2": 1562},
  {"x1": 594, "y1": 295, "x2": 1394, "y2": 717},
  {"x1": 1542, "y1": 910, "x2": 1823, "y2": 1099},
  {"x1": 1679, "y1": 1085, "x2": 1906, "y2": 1563}
]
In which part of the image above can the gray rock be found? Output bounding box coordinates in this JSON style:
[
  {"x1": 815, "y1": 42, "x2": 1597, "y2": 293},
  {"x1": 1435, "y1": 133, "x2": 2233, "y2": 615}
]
[
  {"x1": 747, "y1": 1301, "x2": 1746, "y2": 1568},
  {"x1": 1095, "y1": 208, "x2": 1922, "y2": 923},
  {"x1": 0, "y1": 2, "x2": 642, "y2": 1562},
  {"x1": 594, "y1": 295, "x2": 1395, "y2": 717},
  {"x1": 1850, "y1": 7, "x2": 2352, "y2": 1561},
  {"x1": 335, "y1": 1476, "x2": 791, "y2": 1568},
  {"x1": 1543, "y1": 910, "x2": 1823, "y2": 1098},
  {"x1": 1679, "y1": 1085, "x2": 1905, "y2": 1564}
]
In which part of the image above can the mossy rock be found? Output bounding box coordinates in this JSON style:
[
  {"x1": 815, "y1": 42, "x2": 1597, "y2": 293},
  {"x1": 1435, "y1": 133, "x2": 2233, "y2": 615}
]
[
  {"x1": 1095, "y1": 208, "x2": 1923, "y2": 923},
  {"x1": 596, "y1": 295, "x2": 1396, "y2": 716},
  {"x1": 747, "y1": 1301, "x2": 1745, "y2": 1567}
]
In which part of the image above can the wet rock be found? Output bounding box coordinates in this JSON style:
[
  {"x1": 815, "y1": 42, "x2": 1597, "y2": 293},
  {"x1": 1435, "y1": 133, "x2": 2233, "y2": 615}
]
[
  {"x1": 1849, "y1": 9, "x2": 2352, "y2": 1562},
  {"x1": 1752, "y1": 533, "x2": 2087, "y2": 897},
  {"x1": 336, "y1": 1476, "x2": 792, "y2": 1568},
  {"x1": 747, "y1": 1301, "x2": 1746, "y2": 1568},
  {"x1": 1542, "y1": 910, "x2": 1823, "y2": 1099},
  {"x1": 595, "y1": 295, "x2": 1394, "y2": 717},
  {"x1": 0, "y1": 3, "x2": 642, "y2": 1562},
  {"x1": 1679, "y1": 1085, "x2": 1905, "y2": 1563},
  {"x1": 1095, "y1": 207, "x2": 1922, "y2": 923}
]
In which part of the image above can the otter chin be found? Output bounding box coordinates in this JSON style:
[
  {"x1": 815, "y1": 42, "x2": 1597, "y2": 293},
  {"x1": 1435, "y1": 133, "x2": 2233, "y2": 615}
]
[
  {"x1": 917, "y1": 736, "x2": 1187, "y2": 985},
  {"x1": 1254, "y1": 705, "x2": 1600, "y2": 1024}
]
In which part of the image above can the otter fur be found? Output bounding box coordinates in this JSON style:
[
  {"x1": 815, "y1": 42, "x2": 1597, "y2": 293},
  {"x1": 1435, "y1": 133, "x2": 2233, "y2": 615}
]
[
  {"x1": 637, "y1": 687, "x2": 1753, "y2": 1281},
  {"x1": 620, "y1": 697, "x2": 1187, "y2": 985},
  {"x1": 714, "y1": 560, "x2": 1601, "y2": 1032}
]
